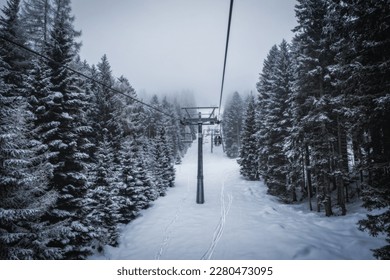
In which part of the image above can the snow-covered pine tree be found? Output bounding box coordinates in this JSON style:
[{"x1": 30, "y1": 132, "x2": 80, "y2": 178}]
[
  {"x1": 239, "y1": 94, "x2": 259, "y2": 180},
  {"x1": 283, "y1": 39, "x2": 304, "y2": 204},
  {"x1": 81, "y1": 63, "x2": 99, "y2": 161},
  {"x1": 145, "y1": 94, "x2": 162, "y2": 139},
  {"x1": 0, "y1": 0, "x2": 30, "y2": 87},
  {"x1": 26, "y1": 57, "x2": 59, "y2": 175},
  {"x1": 255, "y1": 40, "x2": 295, "y2": 201},
  {"x1": 276, "y1": 40, "x2": 297, "y2": 202},
  {"x1": 317, "y1": 0, "x2": 354, "y2": 215},
  {"x1": 21, "y1": 0, "x2": 53, "y2": 51},
  {"x1": 142, "y1": 95, "x2": 164, "y2": 195},
  {"x1": 85, "y1": 135, "x2": 121, "y2": 249},
  {"x1": 41, "y1": 0, "x2": 93, "y2": 259},
  {"x1": 290, "y1": 0, "x2": 339, "y2": 215},
  {"x1": 119, "y1": 78, "x2": 158, "y2": 201},
  {"x1": 256, "y1": 45, "x2": 279, "y2": 186},
  {"x1": 118, "y1": 138, "x2": 153, "y2": 221},
  {"x1": 93, "y1": 54, "x2": 123, "y2": 156},
  {"x1": 150, "y1": 125, "x2": 176, "y2": 196},
  {"x1": 0, "y1": 0, "x2": 54, "y2": 260},
  {"x1": 116, "y1": 76, "x2": 157, "y2": 220},
  {"x1": 222, "y1": 91, "x2": 244, "y2": 158},
  {"x1": 71, "y1": 57, "x2": 96, "y2": 164},
  {"x1": 0, "y1": 54, "x2": 33, "y2": 259},
  {"x1": 86, "y1": 56, "x2": 124, "y2": 235},
  {"x1": 0, "y1": 61, "x2": 57, "y2": 259},
  {"x1": 161, "y1": 97, "x2": 181, "y2": 164}
]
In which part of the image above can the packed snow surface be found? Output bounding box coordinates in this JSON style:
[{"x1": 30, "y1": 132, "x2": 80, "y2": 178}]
[{"x1": 93, "y1": 141, "x2": 386, "y2": 260}]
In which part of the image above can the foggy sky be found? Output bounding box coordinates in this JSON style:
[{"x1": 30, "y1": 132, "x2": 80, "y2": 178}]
[{"x1": 2, "y1": 0, "x2": 297, "y2": 106}]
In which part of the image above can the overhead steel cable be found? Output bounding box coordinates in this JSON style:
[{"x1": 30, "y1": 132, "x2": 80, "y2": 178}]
[
  {"x1": 218, "y1": 0, "x2": 234, "y2": 117},
  {"x1": 0, "y1": 35, "x2": 176, "y2": 119}
]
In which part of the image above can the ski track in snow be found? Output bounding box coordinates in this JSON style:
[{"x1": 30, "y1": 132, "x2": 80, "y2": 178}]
[
  {"x1": 201, "y1": 181, "x2": 233, "y2": 260},
  {"x1": 155, "y1": 176, "x2": 190, "y2": 260},
  {"x1": 91, "y1": 142, "x2": 388, "y2": 260}
]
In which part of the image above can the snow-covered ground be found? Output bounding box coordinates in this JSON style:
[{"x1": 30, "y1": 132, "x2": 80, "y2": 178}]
[{"x1": 92, "y1": 140, "x2": 386, "y2": 260}]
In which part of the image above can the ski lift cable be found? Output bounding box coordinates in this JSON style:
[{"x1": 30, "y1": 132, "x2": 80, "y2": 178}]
[
  {"x1": 218, "y1": 0, "x2": 234, "y2": 117},
  {"x1": 0, "y1": 35, "x2": 176, "y2": 120}
]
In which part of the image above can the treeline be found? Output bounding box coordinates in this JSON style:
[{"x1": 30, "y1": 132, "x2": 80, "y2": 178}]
[
  {"x1": 237, "y1": 0, "x2": 389, "y2": 259},
  {"x1": 0, "y1": 0, "x2": 191, "y2": 259}
]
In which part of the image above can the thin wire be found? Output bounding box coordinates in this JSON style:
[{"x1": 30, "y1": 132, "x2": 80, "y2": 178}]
[
  {"x1": 0, "y1": 35, "x2": 176, "y2": 119},
  {"x1": 218, "y1": 0, "x2": 234, "y2": 117}
]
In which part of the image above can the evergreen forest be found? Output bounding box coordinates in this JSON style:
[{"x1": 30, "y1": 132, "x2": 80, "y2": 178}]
[
  {"x1": 0, "y1": 0, "x2": 192, "y2": 259},
  {"x1": 233, "y1": 0, "x2": 390, "y2": 259}
]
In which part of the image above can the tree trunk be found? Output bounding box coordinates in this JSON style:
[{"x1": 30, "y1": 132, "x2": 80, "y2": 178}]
[
  {"x1": 324, "y1": 195, "x2": 332, "y2": 216},
  {"x1": 337, "y1": 177, "x2": 347, "y2": 215},
  {"x1": 305, "y1": 144, "x2": 313, "y2": 211},
  {"x1": 337, "y1": 115, "x2": 347, "y2": 215},
  {"x1": 290, "y1": 174, "x2": 297, "y2": 202},
  {"x1": 44, "y1": 0, "x2": 49, "y2": 44},
  {"x1": 324, "y1": 174, "x2": 333, "y2": 216}
]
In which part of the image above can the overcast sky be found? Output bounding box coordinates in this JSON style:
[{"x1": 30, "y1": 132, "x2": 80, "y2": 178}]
[{"x1": 2, "y1": 0, "x2": 297, "y2": 106}]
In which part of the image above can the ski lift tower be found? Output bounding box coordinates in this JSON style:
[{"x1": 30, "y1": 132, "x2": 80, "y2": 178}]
[{"x1": 181, "y1": 107, "x2": 219, "y2": 204}]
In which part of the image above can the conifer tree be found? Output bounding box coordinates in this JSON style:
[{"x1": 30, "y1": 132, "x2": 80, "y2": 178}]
[
  {"x1": 93, "y1": 54, "x2": 123, "y2": 155},
  {"x1": 0, "y1": 0, "x2": 55, "y2": 260},
  {"x1": 21, "y1": 0, "x2": 52, "y2": 51},
  {"x1": 116, "y1": 76, "x2": 157, "y2": 219},
  {"x1": 255, "y1": 41, "x2": 295, "y2": 200},
  {"x1": 143, "y1": 97, "x2": 178, "y2": 196},
  {"x1": 222, "y1": 92, "x2": 244, "y2": 158},
  {"x1": 256, "y1": 45, "x2": 279, "y2": 185},
  {"x1": 0, "y1": 54, "x2": 37, "y2": 259},
  {"x1": 0, "y1": 0, "x2": 30, "y2": 87},
  {"x1": 150, "y1": 126, "x2": 175, "y2": 196},
  {"x1": 118, "y1": 138, "x2": 154, "y2": 219},
  {"x1": 86, "y1": 135, "x2": 121, "y2": 248},
  {"x1": 267, "y1": 40, "x2": 293, "y2": 199},
  {"x1": 161, "y1": 97, "x2": 181, "y2": 163},
  {"x1": 0, "y1": 86, "x2": 56, "y2": 259},
  {"x1": 239, "y1": 95, "x2": 258, "y2": 180},
  {"x1": 290, "y1": 0, "x2": 337, "y2": 215},
  {"x1": 145, "y1": 95, "x2": 163, "y2": 139},
  {"x1": 42, "y1": 0, "x2": 93, "y2": 259}
]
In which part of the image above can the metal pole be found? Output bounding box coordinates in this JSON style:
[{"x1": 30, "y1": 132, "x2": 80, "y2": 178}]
[
  {"x1": 197, "y1": 112, "x2": 204, "y2": 204},
  {"x1": 211, "y1": 128, "x2": 214, "y2": 153}
]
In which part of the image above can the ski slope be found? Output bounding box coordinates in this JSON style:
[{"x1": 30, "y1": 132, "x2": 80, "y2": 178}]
[{"x1": 92, "y1": 141, "x2": 386, "y2": 260}]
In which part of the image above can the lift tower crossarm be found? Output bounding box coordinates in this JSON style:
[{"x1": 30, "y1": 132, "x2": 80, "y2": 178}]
[{"x1": 181, "y1": 107, "x2": 219, "y2": 126}]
